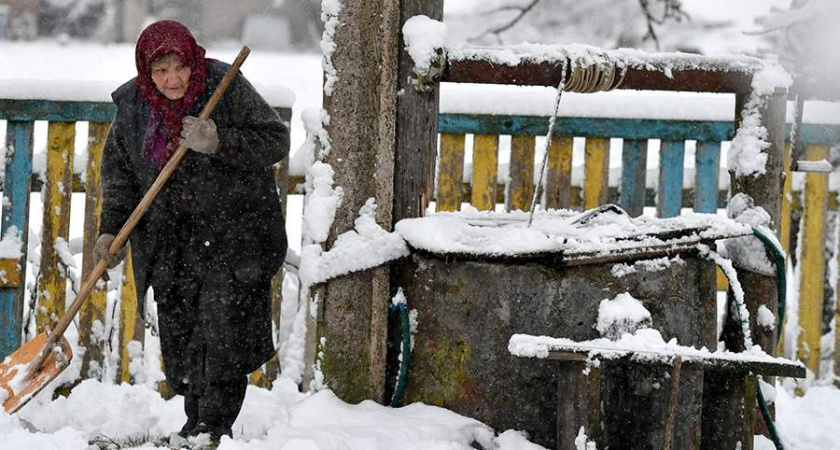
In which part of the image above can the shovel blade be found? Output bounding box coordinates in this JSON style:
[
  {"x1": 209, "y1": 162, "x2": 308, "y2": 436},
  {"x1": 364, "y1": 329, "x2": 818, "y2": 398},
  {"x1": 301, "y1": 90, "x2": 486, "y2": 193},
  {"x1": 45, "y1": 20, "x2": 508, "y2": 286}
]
[{"x1": 1, "y1": 332, "x2": 73, "y2": 414}]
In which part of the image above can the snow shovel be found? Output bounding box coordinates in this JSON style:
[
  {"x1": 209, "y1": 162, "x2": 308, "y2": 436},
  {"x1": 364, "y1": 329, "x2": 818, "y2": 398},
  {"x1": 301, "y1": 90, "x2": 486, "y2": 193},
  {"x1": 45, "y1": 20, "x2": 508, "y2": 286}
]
[{"x1": 0, "y1": 46, "x2": 252, "y2": 414}]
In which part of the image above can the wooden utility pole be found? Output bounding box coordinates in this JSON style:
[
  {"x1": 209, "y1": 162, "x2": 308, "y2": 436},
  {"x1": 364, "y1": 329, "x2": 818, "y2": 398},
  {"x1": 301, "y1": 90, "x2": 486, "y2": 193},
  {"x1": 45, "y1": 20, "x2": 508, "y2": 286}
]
[
  {"x1": 317, "y1": 0, "x2": 444, "y2": 404},
  {"x1": 317, "y1": 0, "x2": 393, "y2": 403}
]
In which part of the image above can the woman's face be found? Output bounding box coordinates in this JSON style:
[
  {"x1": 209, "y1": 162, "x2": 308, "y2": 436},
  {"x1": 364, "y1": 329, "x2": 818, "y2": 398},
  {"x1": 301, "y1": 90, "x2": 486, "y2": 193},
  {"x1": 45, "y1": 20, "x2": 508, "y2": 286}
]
[{"x1": 150, "y1": 53, "x2": 191, "y2": 100}]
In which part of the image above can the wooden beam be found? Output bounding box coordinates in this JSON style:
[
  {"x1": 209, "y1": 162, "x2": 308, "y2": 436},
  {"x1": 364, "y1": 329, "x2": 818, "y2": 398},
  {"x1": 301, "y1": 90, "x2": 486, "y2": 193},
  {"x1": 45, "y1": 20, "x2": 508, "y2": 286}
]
[{"x1": 444, "y1": 58, "x2": 755, "y2": 93}]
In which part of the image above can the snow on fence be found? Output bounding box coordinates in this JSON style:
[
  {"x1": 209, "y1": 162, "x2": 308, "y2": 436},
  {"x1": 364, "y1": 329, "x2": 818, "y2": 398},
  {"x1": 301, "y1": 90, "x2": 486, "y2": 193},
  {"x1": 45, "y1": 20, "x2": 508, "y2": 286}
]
[{"x1": 0, "y1": 98, "x2": 292, "y2": 390}]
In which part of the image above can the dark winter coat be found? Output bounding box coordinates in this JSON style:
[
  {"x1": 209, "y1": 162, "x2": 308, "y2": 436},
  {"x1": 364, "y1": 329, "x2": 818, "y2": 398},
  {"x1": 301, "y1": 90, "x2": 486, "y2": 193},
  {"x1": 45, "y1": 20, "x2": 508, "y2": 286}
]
[{"x1": 100, "y1": 61, "x2": 289, "y2": 381}]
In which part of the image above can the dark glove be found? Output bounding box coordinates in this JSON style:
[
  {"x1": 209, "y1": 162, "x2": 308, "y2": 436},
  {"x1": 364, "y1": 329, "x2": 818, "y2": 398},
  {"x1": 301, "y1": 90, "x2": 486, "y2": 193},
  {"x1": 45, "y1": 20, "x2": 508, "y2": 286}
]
[
  {"x1": 93, "y1": 233, "x2": 127, "y2": 270},
  {"x1": 180, "y1": 116, "x2": 220, "y2": 155}
]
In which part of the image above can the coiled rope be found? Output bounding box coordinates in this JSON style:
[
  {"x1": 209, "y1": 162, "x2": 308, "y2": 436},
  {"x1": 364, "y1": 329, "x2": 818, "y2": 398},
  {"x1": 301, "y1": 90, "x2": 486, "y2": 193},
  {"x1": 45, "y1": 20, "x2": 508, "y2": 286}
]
[{"x1": 528, "y1": 53, "x2": 627, "y2": 226}]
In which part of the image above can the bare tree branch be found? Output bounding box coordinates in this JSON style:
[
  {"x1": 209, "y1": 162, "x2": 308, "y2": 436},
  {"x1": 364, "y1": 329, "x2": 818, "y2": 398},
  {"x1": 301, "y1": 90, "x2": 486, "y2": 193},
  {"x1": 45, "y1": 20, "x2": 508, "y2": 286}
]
[
  {"x1": 476, "y1": 0, "x2": 543, "y2": 42},
  {"x1": 638, "y1": 0, "x2": 690, "y2": 50}
]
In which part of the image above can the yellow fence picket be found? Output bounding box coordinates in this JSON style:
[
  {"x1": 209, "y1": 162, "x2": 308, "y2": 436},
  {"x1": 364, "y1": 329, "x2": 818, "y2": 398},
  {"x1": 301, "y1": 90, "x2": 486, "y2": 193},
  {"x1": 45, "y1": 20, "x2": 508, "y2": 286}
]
[
  {"x1": 507, "y1": 136, "x2": 535, "y2": 212},
  {"x1": 436, "y1": 134, "x2": 465, "y2": 212},
  {"x1": 118, "y1": 247, "x2": 143, "y2": 384},
  {"x1": 798, "y1": 144, "x2": 829, "y2": 376},
  {"x1": 79, "y1": 122, "x2": 110, "y2": 379},
  {"x1": 545, "y1": 136, "x2": 573, "y2": 210},
  {"x1": 583, "y1": 138, "x2": 609, "y2": 210},
  {"x1": 470, "y1": 134, "x2": 499, "y2": 211},
  {"x1": 36, "y1": 122, "x2": 74, "y2": 333}
]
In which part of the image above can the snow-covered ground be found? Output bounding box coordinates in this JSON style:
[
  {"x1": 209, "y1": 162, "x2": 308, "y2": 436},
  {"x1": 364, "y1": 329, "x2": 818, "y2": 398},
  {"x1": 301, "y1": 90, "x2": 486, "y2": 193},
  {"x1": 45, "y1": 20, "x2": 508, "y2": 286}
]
[{"x1": 1, "y1": 37, "x2": 839, "y2": 450}]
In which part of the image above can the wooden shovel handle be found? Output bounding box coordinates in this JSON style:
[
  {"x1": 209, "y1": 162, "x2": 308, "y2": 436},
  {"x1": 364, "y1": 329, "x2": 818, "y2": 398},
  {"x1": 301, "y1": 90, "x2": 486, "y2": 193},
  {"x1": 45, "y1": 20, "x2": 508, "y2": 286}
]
[{"x1": 30, "y1": 46, "x2": 251, "y2": 375}]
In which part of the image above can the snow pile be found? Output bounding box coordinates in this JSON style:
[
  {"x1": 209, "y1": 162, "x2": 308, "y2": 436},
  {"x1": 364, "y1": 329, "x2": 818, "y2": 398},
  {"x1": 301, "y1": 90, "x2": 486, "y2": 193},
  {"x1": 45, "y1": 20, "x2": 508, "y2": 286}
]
[
  {"x1": 726, "y1": 60, "x2": 793, "y2": 178},
  {"x1": 448, "y1": 42, "x2": 766, "y2": 75},
  {"x1": 402, "y1": 15, "x2": 447, "y2": 75},
  {"x1": 395, "y1": 207, "x2": 752, "y2": 258},
  {"x1": 595, "y1": 293, "x2": 652, "y2": 340},
  {"x1": 301, "y1": 162, "x2": 343, "y2": 245},
  {"x1": 320, "y1": 0, "x2": 342, "y2": 96},
  {"x1": 575, "y1": 427, "x2": 597, "y2": 450},
  {"x1": 300, "y1": 199, "x2": 409, "y2": 286},
  {"x1": 0, "y1": 226, "x2": 24, "y2": 259},
  {"x1": 508, "y1": 328, "x2": 797, "y2": 368},
  {"x1": 721, "y1": 193, "x2": 777, "y2": 276},
  {"x1": 610, "y1": 256, "x2": 683, "y2": 278},
  {"x1": 757, "y1": 304, "x2": 776, "y2": 331},
  {"x1": 1, "y1": 378, "x2": 556, "y2": 450}
]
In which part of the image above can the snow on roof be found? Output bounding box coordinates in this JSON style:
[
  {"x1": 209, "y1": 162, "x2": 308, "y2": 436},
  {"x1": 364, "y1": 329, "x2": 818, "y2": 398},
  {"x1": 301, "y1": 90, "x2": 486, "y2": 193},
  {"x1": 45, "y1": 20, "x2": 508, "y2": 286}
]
[{"x1": 394, "y1": 207, "x2": 752, "y2": 259}]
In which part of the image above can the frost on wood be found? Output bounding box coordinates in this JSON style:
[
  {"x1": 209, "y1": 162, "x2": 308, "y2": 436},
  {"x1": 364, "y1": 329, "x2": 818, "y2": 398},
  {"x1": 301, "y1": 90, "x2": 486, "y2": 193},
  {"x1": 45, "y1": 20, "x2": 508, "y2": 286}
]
[
  {"x1": 596, "y1": 293, "x2": 652, "y2": 340},
  {"x1": 320, "y1": 0, "x2": 342, "y2": 96}
]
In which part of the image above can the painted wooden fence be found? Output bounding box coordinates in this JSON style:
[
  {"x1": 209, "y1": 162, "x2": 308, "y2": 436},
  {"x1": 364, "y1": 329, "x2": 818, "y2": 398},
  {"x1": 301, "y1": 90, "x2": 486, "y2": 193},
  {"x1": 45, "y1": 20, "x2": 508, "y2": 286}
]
[
  {"x1": 2, "y1": 98, "x2": 838, "y2": 390},
  {"x1": 0, "y1": 99, "x2": 291, "y2": 389},
  {"x1": 435, "y1": 111, "x2": 840, "y2": 379}
]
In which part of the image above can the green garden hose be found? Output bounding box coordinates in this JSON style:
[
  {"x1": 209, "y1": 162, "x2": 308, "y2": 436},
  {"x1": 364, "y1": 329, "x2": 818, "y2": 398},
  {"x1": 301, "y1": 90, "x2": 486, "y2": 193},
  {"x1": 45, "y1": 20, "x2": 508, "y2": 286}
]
[
  {"x1": 713, "y1": 227, "x2": 787, "y2": 450},
  {"x1": 389, "y1": 302, "x2": 411, "y2": 407}
]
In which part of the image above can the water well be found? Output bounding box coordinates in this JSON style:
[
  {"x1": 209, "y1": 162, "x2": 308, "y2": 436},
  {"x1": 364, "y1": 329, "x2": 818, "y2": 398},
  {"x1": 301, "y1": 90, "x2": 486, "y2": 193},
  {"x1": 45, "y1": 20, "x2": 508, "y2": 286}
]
[{"x1": 388, "y1": 207, "x2": 756, "y2": 449}]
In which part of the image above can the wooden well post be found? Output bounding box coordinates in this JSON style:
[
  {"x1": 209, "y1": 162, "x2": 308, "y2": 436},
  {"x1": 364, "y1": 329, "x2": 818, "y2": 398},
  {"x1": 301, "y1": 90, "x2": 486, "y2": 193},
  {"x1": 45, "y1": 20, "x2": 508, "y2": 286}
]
[{"x1": 315, "y1": 0, "x2": 442, "y2": 403}]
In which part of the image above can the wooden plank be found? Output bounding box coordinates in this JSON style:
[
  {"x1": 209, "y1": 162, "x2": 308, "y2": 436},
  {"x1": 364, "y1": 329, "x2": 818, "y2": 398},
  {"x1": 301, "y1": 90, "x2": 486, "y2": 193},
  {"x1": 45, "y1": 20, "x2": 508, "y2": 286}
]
[
  {"x1": 436, "y1": 133, "x2": 465, "y2": 212},
  {"x1": 545, "y1": 350, "x2": 804, "y2": 378},
  {"x1": 583, "y1": 138, "x2": 609, "y2": 209},
  {"x1": 545, "y1": 136, "x2": 573, "y2": 210},
  {"x1": 0, "y1": 100, "x2": 116, "y2": 122},
  {"x1": 507, "y1": 135, "x2": 535, "y2": 212},
  {"x1": 701, "y1": 371, "x2": 749, "y2": 450},
  {"x1": 694, "y1": 141, "x2": 721, "y2": 214},
  {"x1": 0, "y1": 259, "x2": 22, "y2": 288},
  {"x1": 620, "y1": 139, "x2": 647, "y2": 217},
  {"x1": 798, "y1": 144, "x2": 829, "y2": 375},
  {"x1": 470, "y1": 134, "x2": 499, "y2": 211},
  {"x1": 439, "y1": 114, "x2": 735, "y2": 142},
  {"x1": 444, "y1": 56, "x2": 755, "y2": 93},
  {"x1": 79, "y1": 122, "x2": 109, "y2": 380},
  {"x1": 0, "y1": 100, "x2": 292, "y2": 126},
  {"x1": 781, "y1": 143, "x2": 793, "y2": 256},
  {"x1": 393, "y1": 0, "x2": 442, "y2": 223},
  {"x1": 0, "y1": 121, "x2": 33, "y2": 359},
  {"x1": 36, "y1": 121, "x2": 74, "y2": 333},
  {"x1": 556, "y1": 362, "x2": 600, "y2": 450},
  {"x1": 658, "y1": 140, "x2": 686, "y2": 218},
  {"x1": 118, "y1": 247, "x2": 143, "y2": 384},
  {"x1": 438, "y1": 115, "x2": 838, "y2": 145}
]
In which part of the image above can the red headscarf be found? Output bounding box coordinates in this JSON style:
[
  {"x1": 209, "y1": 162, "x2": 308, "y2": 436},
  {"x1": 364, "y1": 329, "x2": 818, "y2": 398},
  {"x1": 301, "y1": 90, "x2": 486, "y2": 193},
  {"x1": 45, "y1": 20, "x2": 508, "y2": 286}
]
[{"x1": 134, "y1": 20, "x2": 207, "y2": 168}]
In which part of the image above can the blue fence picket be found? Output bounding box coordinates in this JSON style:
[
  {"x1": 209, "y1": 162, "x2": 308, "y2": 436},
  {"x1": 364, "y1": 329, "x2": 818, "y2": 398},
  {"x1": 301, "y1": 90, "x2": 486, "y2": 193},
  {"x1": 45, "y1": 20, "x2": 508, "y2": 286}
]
[
  {"x1": 694, "y1": 141, "x2": 721, "y2": 214},
  {"x1": 0, "y1": 121, "x2": 34, "y2": 359},
  {"x1": 620, "y1": 139, "x2": 648, "y2": 217},
  {"x1": 657, "y1": 140, "x2": 686, "y2": 218}
]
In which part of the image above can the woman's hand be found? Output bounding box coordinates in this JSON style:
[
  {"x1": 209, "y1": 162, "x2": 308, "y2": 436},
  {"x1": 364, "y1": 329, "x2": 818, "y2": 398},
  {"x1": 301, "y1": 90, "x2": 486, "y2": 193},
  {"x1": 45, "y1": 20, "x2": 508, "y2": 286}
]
[
  {"x1": 93, "y1": 233, "x2": 128, "y2": 270},
  {"x1": 180, "y1": 116, "x2": 220, "y2": 154}
]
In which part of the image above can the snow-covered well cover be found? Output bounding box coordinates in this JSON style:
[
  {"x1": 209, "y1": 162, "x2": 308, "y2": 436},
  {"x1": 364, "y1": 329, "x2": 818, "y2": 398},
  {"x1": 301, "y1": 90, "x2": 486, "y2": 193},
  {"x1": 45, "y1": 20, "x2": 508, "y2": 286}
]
[{"x1": 395, "y1": 207, "x2": 752, "y2": 259}]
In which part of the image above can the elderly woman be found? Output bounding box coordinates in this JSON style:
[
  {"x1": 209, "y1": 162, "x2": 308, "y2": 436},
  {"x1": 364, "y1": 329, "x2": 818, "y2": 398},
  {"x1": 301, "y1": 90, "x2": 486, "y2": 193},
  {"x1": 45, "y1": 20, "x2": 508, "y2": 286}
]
[{"x1": 94, "y1": 20, "x2": 288, "y2": 441}]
